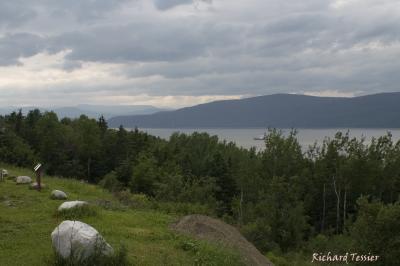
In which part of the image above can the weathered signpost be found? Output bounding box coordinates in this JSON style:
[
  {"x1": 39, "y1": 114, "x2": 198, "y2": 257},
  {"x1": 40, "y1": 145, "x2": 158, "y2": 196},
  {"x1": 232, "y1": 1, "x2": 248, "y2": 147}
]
[{"x1": 34, "y1": 163, "x2": 43, "y2": 191}]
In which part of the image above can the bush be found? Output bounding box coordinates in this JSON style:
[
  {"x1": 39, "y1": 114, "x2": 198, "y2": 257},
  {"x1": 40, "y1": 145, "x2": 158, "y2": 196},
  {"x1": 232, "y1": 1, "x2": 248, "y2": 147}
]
[
  {"x1": 350, "y1": 197, "x2": 400, "y2": 266},
  {"x1": 0, "y1": 130, "x2": 36, "y2": 167},
  {"x1": 130, "y1": 154, "x2": 159, "y2": 196},
  {"x1": 153, "y1": 201, "x2": 215, "y2": 216},
  {"x1": 114, "y1": 190, "x2": 151, "y2": 209},
  {"x1": 266, "y1": 251, "x2": 309, "y2": 266},
  {"x1": 241, "y1": 220, "x2": 277, "y2": 252},
  {"x1": 174, "y1": 236, "x2": 244, "y2": 266},
  {"x1": 99, "y1": 171, "x2": 123, "y2": 192},
  {"x1": 154, "y1": 174, "x2": 184, "y2": 201},
  {"x1": 305, "y1": 234, "x2": 355, "y2": 255}
]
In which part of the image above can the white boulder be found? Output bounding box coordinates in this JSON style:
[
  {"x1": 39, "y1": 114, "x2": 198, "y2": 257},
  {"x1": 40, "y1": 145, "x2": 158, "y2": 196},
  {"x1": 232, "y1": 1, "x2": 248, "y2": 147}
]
[
  {"x1": 58, "y1": 201, "x2": 88, "y2": 211},
  {"x1": 51, "y1": 220, "x2": 113, "y2": 260},
  {"x1": 51, "y1": 190, "x2": 68, "y2": 200},
  {"x1": 16, "y1": 176, "x2": 32, "y2": 184}
]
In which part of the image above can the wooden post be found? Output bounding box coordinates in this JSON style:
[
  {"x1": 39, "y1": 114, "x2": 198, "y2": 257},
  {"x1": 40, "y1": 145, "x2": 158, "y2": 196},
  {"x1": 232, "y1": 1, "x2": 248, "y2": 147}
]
[
  {"x1": 34, "y1": 164, "x2": 43, "y2": 191},
  {"x1": 36, "y1": 169, "x2": 42, "y2": 191}
]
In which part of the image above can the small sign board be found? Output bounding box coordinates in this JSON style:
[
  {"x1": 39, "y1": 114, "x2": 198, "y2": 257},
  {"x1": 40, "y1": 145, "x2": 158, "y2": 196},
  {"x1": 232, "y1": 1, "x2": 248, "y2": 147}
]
[
  {"x1": 34, "y1": 163, "x2": 43, "y2": 191},
  {"x1": 34, "y1": 163, "x2": 42, "y2": 172}
]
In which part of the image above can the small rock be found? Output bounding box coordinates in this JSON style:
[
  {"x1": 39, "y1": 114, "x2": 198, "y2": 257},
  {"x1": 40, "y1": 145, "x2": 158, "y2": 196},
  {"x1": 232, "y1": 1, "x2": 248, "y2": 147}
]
[
  {"x1": 2, "y1": 200, "x2": 13, "y2": 207},
  {"x1": 51, "y1": 220, "x2": 113, "y2": 260},
  {"x1": 16, "y1": 176, "x2": 32, "y2": 184},
  {"x1": 51, "y1": 190, "x2": 68, "y2": 200},
  {"x1": 29, "y1": 182, "x2": 47, "y2": 190},
  {"x1": 58, "y1": 201, "x2": 88, "y2": 211}
]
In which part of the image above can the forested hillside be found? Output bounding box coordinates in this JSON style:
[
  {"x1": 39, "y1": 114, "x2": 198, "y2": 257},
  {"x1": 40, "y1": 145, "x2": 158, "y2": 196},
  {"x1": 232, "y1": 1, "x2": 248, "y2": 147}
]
[
  {"x1": 108, "y1": 92, "x2": 400, "y2": 128},
  {"x1": 1, "y1": 109, "x2": 400, "y2": 265}
]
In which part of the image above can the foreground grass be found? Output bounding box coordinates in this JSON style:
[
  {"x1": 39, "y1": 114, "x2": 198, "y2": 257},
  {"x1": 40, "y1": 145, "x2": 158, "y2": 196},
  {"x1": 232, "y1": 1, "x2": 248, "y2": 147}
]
[{"x1": 0, "y1": 165, "x2": 244, "y2": 266}]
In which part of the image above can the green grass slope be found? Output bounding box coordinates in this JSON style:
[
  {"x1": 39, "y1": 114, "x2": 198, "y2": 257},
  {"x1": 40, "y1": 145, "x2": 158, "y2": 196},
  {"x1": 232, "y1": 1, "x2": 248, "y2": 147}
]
[{"x1": 0, "y1": 165, "x2": 244, "y2": 266}]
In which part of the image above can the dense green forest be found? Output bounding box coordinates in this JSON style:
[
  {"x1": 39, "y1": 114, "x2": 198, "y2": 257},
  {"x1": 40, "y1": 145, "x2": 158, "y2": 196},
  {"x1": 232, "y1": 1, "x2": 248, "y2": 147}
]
[{"x1": 1, "y1": 109, "x2": 400, "y2": 265}]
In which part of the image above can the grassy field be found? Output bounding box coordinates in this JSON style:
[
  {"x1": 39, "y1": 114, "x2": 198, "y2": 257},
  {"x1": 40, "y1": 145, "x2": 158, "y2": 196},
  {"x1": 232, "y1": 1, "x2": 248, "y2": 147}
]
[{"x1": 0, "y1": 165, "x2": 244, "y2": 266}]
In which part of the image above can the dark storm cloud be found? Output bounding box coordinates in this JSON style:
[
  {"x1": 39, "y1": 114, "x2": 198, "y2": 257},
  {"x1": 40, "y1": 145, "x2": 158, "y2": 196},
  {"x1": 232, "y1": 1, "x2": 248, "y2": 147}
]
[
  {"x1": 0, "y1": 0, "x2": 129, "y2": 29},
  {"x1": 42, "y1": 0, "x2": 131, "y2": 21},
  {"x1": 153, "y1": 0, "x2": 212, "y2": 10},
  {"x1": 50, "y1": 21, "x2": 217, "y2": 63},
  {"x1": 153, "y1": 0, "x2": 193, "y2": 10},
  {"x1": 0, "y1": 33, "x2": 45, "y2": 65},
  {"x1": 3, "y1": 0, "x2": 400, "y2": 66},
  {"x1": 1, "y1": 0, "x2": 400, "y2": 106},
  {"x1": 0, "y1": 2, "x2": 36, "y2": 28}
]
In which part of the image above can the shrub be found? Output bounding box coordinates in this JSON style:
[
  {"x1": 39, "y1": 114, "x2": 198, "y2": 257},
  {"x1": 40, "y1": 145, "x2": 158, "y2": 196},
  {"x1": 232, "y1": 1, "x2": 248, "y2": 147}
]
[
  {"x1": 305, "y1": 234, "x2": 355, "y2": 255},
  {"x1": 266, "y1": 251, "x2": 310, "y2": 266},
  {"x1": 174, "y1": 236, "x2": 244, "y2": 266},
  {"x1": 99, "y1": 171, "x2": 123, "y2": 192},
  {"x1": 153, "y1": 201, "x2": 215, "y2": 216},
  {"x1": 114, "y1": 190, "x2": 151, "y2": 209},
  {"x1": 0, "y1": 130, "x2": 36, "y2": 167},
  {"x1": 130, "y1": 154, "x2": 159, "y2": 196},
  {"x1": 350, "y1": 197, "x2": 400, "y2": 266}
]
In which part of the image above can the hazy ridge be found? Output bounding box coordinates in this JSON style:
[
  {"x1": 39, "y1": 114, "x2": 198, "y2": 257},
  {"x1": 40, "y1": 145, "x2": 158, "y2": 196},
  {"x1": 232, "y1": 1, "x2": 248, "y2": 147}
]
[
  {"x1": 0, "y1": 104, "x2": 168, "y2": 119},
  {"x1": 108, "y1": 92, "x2": 400, "y2": 128}
]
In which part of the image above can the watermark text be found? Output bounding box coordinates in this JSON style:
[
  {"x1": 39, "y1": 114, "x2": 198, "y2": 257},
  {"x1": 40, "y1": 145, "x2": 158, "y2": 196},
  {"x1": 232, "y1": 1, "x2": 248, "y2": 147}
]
[{"x1": 311, "y1": 252, "x2": 379, "y2": 264}]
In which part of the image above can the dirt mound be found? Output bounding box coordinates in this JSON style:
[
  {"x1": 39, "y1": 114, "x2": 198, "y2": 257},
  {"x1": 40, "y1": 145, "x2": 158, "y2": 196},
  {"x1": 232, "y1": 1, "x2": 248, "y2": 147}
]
[{"x1": 171, "y1": 215, "x2": 274, "y2": 266}]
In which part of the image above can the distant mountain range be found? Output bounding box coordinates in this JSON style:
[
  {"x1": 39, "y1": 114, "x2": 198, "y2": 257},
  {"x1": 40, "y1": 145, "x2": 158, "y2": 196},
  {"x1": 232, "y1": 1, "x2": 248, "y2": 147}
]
[
  {"x1": 0, "y1": 104, "x2": 167, "y2": 119},
  {"x1": 107, "y1": 92, "x2": 400, "y2": 128}
]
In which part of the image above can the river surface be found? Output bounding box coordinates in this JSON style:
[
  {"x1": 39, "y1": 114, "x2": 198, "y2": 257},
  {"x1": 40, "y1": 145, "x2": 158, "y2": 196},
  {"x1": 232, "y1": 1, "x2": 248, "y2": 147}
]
[{"x1": 132, "y1": 128, "x2": 400, "y2": 151}]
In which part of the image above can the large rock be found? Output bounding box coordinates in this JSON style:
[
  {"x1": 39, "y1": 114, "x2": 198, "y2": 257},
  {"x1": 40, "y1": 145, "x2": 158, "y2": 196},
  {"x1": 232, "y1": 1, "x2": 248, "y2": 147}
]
[
  {"x1": 16, "y1": 176, "x2": 32, "y2": 184},
  {"x1": 171, "y1": 215, "x2": 274, "y2": 266},
  {"x1": 51, "y1": 190, "x2": 68, "y2": 200},
  {"x1": 51, "y1": 220, "x2": 113, "y2": 260},
  {"x1": 58, "y1": 201, "x2": 88, "y2": 211}
]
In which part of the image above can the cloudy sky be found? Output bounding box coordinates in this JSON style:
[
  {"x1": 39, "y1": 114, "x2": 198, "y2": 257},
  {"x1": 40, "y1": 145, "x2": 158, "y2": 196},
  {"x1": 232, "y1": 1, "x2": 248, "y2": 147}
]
[{"x1": 0, "y1": 0, "x2": 399, "y2": 108}]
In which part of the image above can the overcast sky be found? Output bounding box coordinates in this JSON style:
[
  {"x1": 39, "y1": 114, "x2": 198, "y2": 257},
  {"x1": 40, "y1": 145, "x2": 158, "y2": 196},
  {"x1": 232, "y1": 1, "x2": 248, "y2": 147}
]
[{"x1": 0, "y1": 0, "x2": 399, "y2": 107}]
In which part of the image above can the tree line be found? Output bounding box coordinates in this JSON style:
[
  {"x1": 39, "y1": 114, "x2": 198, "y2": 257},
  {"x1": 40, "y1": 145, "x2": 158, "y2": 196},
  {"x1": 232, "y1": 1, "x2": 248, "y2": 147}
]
[{"x1": 1, "y1": 109, "x2": 399, "y2": 265}]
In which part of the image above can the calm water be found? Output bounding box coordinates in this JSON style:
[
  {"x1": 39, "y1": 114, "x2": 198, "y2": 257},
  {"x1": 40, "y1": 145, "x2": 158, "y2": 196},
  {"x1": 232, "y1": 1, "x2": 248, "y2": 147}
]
[{"x1": 134, "y1": 128, "x2": 400, "y2": 151}]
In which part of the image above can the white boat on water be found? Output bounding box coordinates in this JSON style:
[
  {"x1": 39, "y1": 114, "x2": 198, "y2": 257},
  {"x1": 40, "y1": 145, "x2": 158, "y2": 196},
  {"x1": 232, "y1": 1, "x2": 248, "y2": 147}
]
[{"x1": 253, "y1": 135, "x2": 265, "y2": 140}]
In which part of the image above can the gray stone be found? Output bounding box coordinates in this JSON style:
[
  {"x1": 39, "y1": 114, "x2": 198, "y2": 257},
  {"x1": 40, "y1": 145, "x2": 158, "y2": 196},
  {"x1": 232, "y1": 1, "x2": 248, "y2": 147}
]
[
  {"x1": 51, "y1": 190, "x2": 68, "y2": 200},
  {"x1": 16, "y1": 176, "x2": 32, "y2": 184},
  {"x1": 58, "y1": 201, "x2": 88, "y2": 211},
  {"x1": 51, "y1": 220, "x2": 113, "y2": 260}
]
